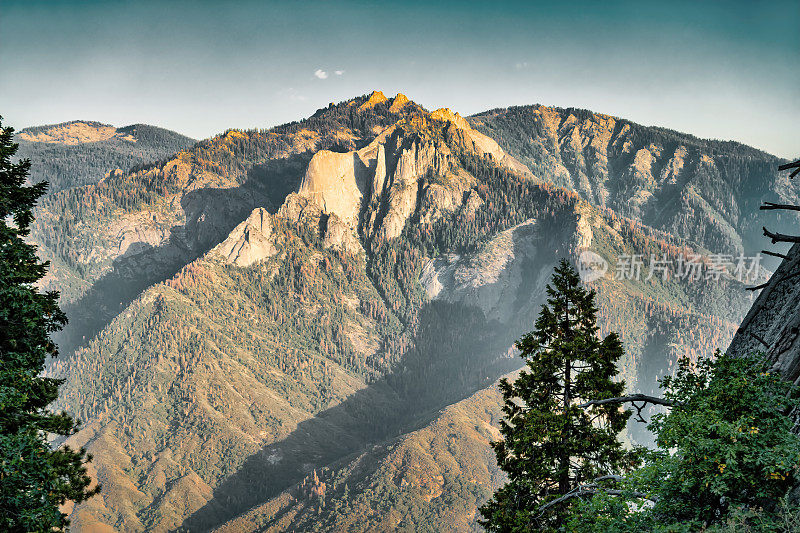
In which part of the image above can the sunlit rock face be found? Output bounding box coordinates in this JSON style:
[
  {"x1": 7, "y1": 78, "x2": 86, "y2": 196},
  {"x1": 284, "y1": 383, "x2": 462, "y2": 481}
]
[
  {"x1": 298, "y1": 127, "x2": 464, "y2": 241},
  {"x1": 298, "y1": 149, "x2": 368, "y2": 224},
  {"x1": 18, "y1": 120, "x2": 121, "y2": 144},
  {"x1": 296, "y1": 94, "x2": 533, "y2": 243}
]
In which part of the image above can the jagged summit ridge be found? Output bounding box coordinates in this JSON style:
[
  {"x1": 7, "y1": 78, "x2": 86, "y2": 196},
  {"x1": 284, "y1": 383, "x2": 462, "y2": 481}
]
[
  {"x1": 296, "y1": 124, "x2": 461, "y2": 239},
  {"x1": 389, "y1": 93, "x2": 411, "y2": 113},
  {"x1": 297, "y1": 93, "x2": 530, "y2": 240},
  {"x1": 357, "y1": 90, "x2": 412, "y2": 114}
]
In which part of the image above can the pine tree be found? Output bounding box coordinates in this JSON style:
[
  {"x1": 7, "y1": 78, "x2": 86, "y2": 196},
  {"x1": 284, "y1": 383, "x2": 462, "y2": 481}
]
[
  {"x1": 479, "y1": 259, "x2": 634, "y2": 532},
  {"x1": 0, "y1": 117, "x2": 98, "y2": 531}
]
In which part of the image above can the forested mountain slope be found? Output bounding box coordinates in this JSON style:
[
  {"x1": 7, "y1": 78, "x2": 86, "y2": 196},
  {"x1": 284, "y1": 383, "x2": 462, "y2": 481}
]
[
  {"x1": 16, "y1": 120, "x2": 196, "y2": 194},
  {"x1": 469, "y1": 106, "x2": 799, "y2": 259},
  {"x1": 32, "y1": 95, "x2": 424, "y2": 355},
  {"x1": 200, "y1": 209, "x2": 752, "y2": 533},
  {"x1": 32, "y1": 92, "x2": 771, "y2": 531}
]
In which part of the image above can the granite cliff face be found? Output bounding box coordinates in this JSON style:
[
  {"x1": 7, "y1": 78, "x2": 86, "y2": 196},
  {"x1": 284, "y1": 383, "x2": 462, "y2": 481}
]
[
  {"x1": 213, "y1": 208, "x2": 276, "y2": 267},
  {"x1": 297, "y1": 96, "x2": 526, "y2": 242},
  {"x1": 298, "y1": 149, "x2": 368, "y2": 224},
  {"x1": 420, "y1": 220, "x2": 549, "y2": 324}
]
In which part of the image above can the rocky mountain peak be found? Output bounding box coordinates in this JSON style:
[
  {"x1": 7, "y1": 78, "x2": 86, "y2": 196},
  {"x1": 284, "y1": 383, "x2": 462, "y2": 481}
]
[
  {"x1": 294, "y1": 99, "x2": 533, "y2": 242},
  {"x1": 430, "y1": 107, "x2": 530, "y2": 175},
  {"x1": 358, "y1": 90, "x2": 389, "y2": 111},
  {"x1": 389, "y1": 93, "x2": 411, "y2": 113},
  {"x1": 430, "y1": 108, "x2": 471, "y2": 130},
  {"x1": 295, "y1": 114, "x2": 466, "y2": 241}
]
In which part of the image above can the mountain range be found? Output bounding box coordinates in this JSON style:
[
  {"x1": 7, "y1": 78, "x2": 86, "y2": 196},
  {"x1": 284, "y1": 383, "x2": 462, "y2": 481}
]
[{"x1": 26, "y1": 91, "x2": 797, "y2": 531}]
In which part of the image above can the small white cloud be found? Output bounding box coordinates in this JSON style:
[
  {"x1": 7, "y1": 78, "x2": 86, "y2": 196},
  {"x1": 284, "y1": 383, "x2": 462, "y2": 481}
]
[
  {"x1": 314, "y1": 69, "x2": 328, "y2": 79},
  {"x1": 334, "y1": 70, "x2": 345, "y2": 76},
  {"x1": 515, "y1": 61, "x2": 530, "y2": 70}
]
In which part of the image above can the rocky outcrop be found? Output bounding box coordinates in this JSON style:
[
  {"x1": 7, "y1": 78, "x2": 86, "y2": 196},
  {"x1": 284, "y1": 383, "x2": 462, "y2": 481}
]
[
  {"x1": 430, "y1": 108, "x2": 473, "y2": 131},
  {"x1": 297, "y1": 112, "x2": 470, "y2": 241},
  {"x1": 726, "y1": 243, "x2": 800, "y2": 382},
  {"x1": 358, "y1": 90, "x2": 389, "y2": 112},
  {"x1": 292, "y1": 93, "x2": 539, "y2": 244},
  {"x1": 18, "y1": 121, "x2": 120, "y2": 144},
  {"x1": 378, "y1": 140, "x2": 437, "y2": 240},
  {"x1": 575, "y1": 207, "x2": 594, "y2": 249},
  {"x1": 322, "y1": 213, "x2": 363, "y2": 255},
  {"x1": 278, "y1": 193, "x2": 323, "y2": 227},
  {"x1": 297, "y1": 150, "x2": 369, "y2": 224},
  {"x1": 371, "y1": 144, "x2": 387, "y2": 204},
  {"x1": 463, "y1": 189, "x2": 484, "y2": 218},
  {"x1": 110, "y1": 216, "x2": 172, "y2": 258},
  {"x1": 212, "y1": 208, "x2": 276, "y2": 267},
  {"x1": 276, "y1": 193, "x2": 362, "y2": 255},
  {"x1": 431, "y1": 108, "x2": 530, "y2": 176},
  {"x1": 418, "y1": 182, "x2": 464, "y2": 224},
  {"x1": 389, "y1": 93, "x2": 410, "y2": 113}
]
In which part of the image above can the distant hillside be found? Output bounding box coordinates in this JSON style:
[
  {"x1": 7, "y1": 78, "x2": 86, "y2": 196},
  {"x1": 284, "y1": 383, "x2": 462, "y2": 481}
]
[
  {"x1": 16, "y1": 120, "x2": 196, "y2": 193},
  {"x1": 469, "y1": 105, "x2": 799, "y2": 258}
]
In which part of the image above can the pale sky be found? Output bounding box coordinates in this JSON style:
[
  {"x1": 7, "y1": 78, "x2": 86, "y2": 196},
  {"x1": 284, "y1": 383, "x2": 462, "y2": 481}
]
[{"x1": 1, "y1": 0, "x2": 798, "y2": 158}]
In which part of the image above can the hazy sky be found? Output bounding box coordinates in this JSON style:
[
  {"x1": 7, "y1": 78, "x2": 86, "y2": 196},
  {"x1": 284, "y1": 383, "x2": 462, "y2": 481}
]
[{"x1": 1, "y1": 0, "x2": 798, "y2": 157}]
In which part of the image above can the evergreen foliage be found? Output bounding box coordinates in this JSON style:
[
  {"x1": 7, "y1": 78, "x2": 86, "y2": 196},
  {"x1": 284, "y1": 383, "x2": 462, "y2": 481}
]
[
  {"x1": 0, "y1": 118, "x2": 98, "y2": 531},
  {"x1": 651, "y1": 352, "x2": 800, "y2": 525},
  {"x1": 565, "y1": 351, "x2": 800, "y2": 531},
  {"x1": 479, "y1": 260, "x2": 636, "y2": 532}
]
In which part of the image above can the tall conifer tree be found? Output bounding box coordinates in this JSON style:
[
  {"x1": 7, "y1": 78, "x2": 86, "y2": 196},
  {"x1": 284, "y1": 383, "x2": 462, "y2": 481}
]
[
  {"x1": 480, "y1": 259, "x2": 634, "y2": 532},
  {"x1": 0, "y1": 118, "x2": 98, "y2": 531}
]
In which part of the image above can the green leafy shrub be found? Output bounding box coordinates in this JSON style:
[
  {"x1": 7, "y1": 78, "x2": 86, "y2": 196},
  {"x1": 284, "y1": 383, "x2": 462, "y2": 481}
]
[{"x1": 565, "y1": 351, "x2": 800, "y2": 531}]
